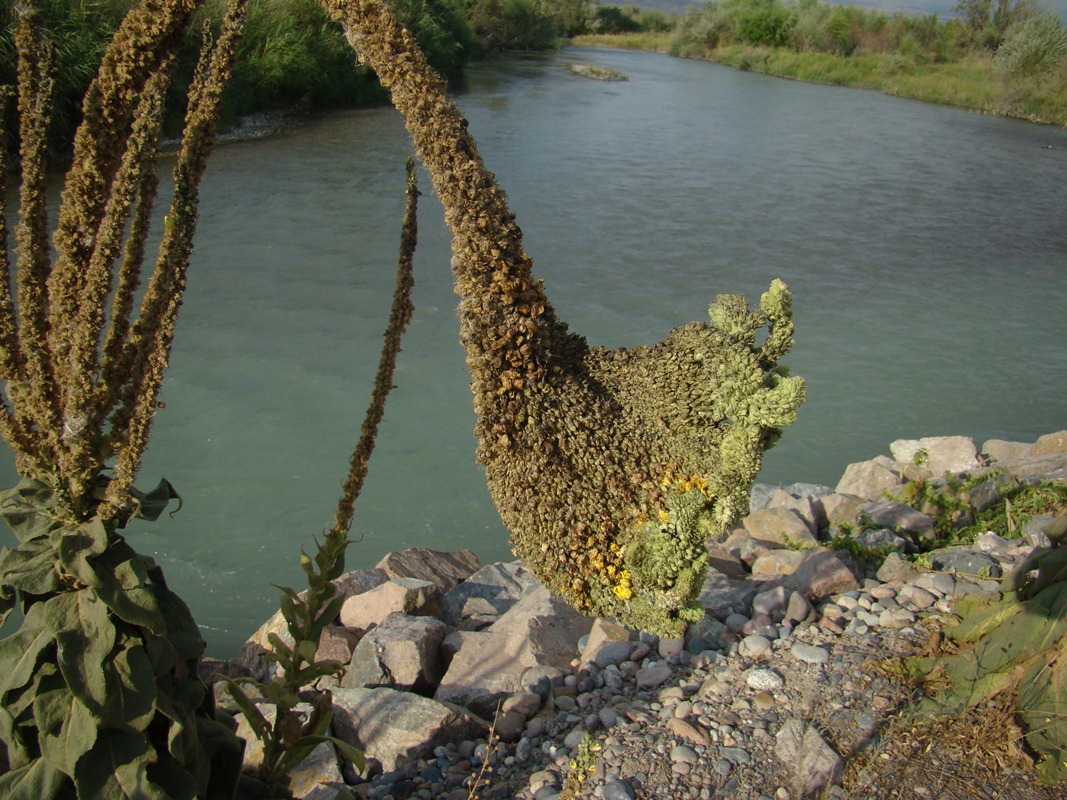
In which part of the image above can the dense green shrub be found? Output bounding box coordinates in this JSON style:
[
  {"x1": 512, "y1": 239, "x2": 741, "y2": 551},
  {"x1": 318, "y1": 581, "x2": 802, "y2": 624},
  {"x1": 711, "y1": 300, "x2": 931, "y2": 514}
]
[
  {"x1": 736, "y1": 0, "x2": 795, "y2": 47},
  {"x1": 995, "y1": 9, "x2": 1067, "y2": 78}
]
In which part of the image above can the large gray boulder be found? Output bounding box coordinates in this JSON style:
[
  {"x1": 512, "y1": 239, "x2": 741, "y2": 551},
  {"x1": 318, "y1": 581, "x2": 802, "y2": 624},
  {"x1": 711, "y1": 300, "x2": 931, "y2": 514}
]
[
  {"x1": 339, "y1": 577, "x2": 440, "y2": 631},
  {"x1": 375, "y1": 548, "x2": 480, "y2": 593},
  {"x1": 890, "y1": 435, "x2": 981, "y2": 476},
  {"x1": 742, "y1": 507, "x2": 818, "y2": 547},
  {"x1": 435, "y1": 583, "x2": 592, "y2": 717},
  {"x1": 440, "y1": 560, "x2": 541, "y2": 627},
  {"x1": 331, "y1": 687, "x2": 488, "y2": 771},
  {"x1": 342, "y1": 613, "x2": 449, "y2": 694},
  {"x1": 835, "y1": 455, "x2": 903, "y2": 500}
]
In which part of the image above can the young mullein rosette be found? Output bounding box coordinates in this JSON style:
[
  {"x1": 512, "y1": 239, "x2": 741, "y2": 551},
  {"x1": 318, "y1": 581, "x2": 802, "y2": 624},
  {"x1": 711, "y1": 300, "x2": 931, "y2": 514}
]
[
  {"x1": 321, "y1": 0, "x2": 805, "y2": 636},
  {"x1": 0, "y1": 2, "x2": 248, "y2": 797}
]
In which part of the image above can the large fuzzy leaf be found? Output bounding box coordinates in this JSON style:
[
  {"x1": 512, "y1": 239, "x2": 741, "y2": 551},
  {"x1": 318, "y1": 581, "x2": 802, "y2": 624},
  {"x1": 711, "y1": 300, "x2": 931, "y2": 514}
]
[
  {"x1": 0, "y1": 540, "x2": 63, "y2": 595},
  {"x1": 0, "y1": 757, "x2": 70, "y2": 800},
  {"x1": 33, "y1": 681, "x2": 99, "y2": 776},
  {"x1": 73, "y1": 729, "x2": 170, "y2": 800},
  {"x1": 97, "y1": 643, "x2": 158, "y2": 730},
  {"x1": 0, "y1": 480, "x2": 68, "y2": 543},
  {"x1": 91, "y1": 555, "x2": 166, "y2": 633},
  {"x1": 1019, "y1": 640, "x2": 1067, "y2": 783},
  {"x1": 54, "y1": 591, "x2": 117, "y2": 713},
  {"x1": 52, "y1": 519, "x2": 110, "y2": 588},
  {"x1": 0, "y1": 603, "x2": 56, "y2": 695}
]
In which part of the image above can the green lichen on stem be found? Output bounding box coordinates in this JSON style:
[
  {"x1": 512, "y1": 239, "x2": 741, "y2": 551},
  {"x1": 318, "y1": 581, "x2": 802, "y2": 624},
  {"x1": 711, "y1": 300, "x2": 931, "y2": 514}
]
[{"x1": 322, "y1": 0, "x2": 805, "y2": 635}]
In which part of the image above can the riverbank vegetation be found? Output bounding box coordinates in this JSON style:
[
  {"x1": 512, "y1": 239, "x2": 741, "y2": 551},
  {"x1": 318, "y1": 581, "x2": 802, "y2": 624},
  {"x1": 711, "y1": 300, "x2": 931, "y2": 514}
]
[
  {"x1": 575, "y1": 0, "x2": 1067, "y2": 125},
  {"x1": 5, "y1": 0, "x2": 1065, "y2": 156}
]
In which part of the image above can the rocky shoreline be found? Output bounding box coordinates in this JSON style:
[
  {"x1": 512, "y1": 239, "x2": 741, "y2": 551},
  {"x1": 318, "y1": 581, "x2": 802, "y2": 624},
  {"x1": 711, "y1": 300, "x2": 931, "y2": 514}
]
[{"x1": 206, "y1": 432, "x2": 1067, "y2": 800}]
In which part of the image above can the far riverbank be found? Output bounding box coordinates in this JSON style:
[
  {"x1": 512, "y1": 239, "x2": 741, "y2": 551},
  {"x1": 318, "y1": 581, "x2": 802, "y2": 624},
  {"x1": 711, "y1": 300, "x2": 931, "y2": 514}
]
[{"x1": 570, "y1": 32, "x2": 1067, "y2": 127}]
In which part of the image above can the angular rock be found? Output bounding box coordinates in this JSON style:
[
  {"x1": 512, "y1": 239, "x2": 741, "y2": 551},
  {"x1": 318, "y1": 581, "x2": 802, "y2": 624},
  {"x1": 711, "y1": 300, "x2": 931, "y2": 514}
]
[
  {"x1": 1022, "y1": 514, "x2": 1055, "y2": 549},
  {"x1": 750, "y1": 549, "x2": 806, "y2": 577},
  {"x1": 1002, "y1": 451, "x2": 1067, "y2": 483},
  {"x1": 835, "y1": 456, "x2": 902, "y2": 501},
  {"x1": 982, "y1": 438, "x2": 1033, "y2": 464},
  {"x1": 782, "y1": 547, "x2": 861, "y2": 599},
  {"x1": 1033, "y1": 430, "x2": 1067, "y2": 455},
  {"x1": 435, "y1": 584, "x2": 591, "y2": 717},
  {"x1": 685, "y1": 615, "x2": 732, "y2": 654},
  {"x1": 331, "y1": 686, "x2": 488, "y2": 771},
  {"x1": 440, "y1": 560, "x2": 541, "y2": 626},
  {"x1": 343, "y1": 613, "x2": 448, "y2": 694},
  {"x1": 876, "y1": 552, "x2": 918, "y2": 583},
  {"x1": 742, "y1": 507, "x2": 818, "y2": 547},
  {"x1": 783, "y1": 591, "x2": 814, "y2": 626},
  {"x1": 751, "y1": 585, "x2": 790, "y2": 619},
  {"x1": 860, "y1": 501, "x2": 935, "y2": 540},
  {"x1": 775, "y1": 718, "x2": 843, "y2": 797},
  {"x1": 820, "y1": 493, "x2": 866, "y2": 529},
  {"x1": 768, "y1": 489, "x2": 823, "y2": 534},
  {"x1": 855, "y1": 528, "x2": 909, "y2": 552},
  {"x1": 928, "y1": 548, "x2": 1002, "y2": 579},
  {"x1": 340, "y1": 578, "x2": 440, "y2": 631},
  {"x1": 580, "y1": 618, "x2": 633, "y2": 668},
  {"x1": 890, "y1": 435, "x2": 981, "y2": 476},
  {"x1": 375, "y1": 548, "x2": 480, "y2": 593}
]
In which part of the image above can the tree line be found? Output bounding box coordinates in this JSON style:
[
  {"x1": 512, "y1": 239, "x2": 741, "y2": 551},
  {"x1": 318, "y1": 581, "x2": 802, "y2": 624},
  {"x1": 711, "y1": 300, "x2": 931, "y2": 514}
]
[{"x1": 3, "y1": 0, "x2": 1065, "y2": 157}]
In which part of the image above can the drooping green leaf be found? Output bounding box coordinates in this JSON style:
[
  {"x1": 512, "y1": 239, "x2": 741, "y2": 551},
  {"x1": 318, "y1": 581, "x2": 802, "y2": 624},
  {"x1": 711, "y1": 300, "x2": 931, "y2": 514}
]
[
  {"x1": 970, "y1": 586, "x2": 1067, "y2": 677},
  {"x1": 91, "y1": 556, "x2": 166, "y2": 633},
  {"x1": 0, "y1": 541, "x2": 62, "y2": 595},
  {"x1": 946, "y1": 591, "x2": 1024, "y2": 643},
  {"x1": 143, "y1": 758, "x2": 198, "y2": 800},
  {"x1": 0, "y1": 756, "x2": 71, "y2": 800},
  {"x1": 0, "y1": 703, "x2": 33, "y2": 769},
  {"x1": 33, "y1": 680, "x2": 99, "y2": 776},
  {"x1": 127, "y1": 478, "x2": 182, "y2": 524},
  {"x1": 52, "y1": 519, "x2": 110, "y2": 588},
  {"x1": 0, "y1": 605, "x2": 57, "y2": 695},
  {"x1": 55, "y1": 591, "x2": 117, "y2": 712},
  {"x1": 0, "y1": 480, "x2": 68, "y2": 543},
  {"x1": 96, "y1": 642, "x2": 158, "y2": 730},
  {"x1": 73, "y1": 729, "x2": 169, "y2": 800},
  {"x1": 307, "y1": 593, "x2": 347, "y2": 643},
  {"x1": 0, "y1": 582, "x2": 15, "y2": 627},
  {"x1": 224, "y1": 680, "x2": 271, "y2": 743}
]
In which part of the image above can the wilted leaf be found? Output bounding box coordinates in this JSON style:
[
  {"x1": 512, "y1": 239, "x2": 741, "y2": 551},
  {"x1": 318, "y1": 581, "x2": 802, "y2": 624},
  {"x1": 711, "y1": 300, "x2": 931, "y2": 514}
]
[
  {"x1": 0, "y1": 480, "x2": 67, "y2": 543},
  {"x1": 128, "y1": 478, "x2": 182, "y2": 523}
]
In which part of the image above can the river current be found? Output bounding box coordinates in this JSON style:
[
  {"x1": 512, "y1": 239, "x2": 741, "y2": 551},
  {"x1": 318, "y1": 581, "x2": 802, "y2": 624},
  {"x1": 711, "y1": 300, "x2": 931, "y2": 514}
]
[{"x1": 3, "y1": 48, "x2": 1064, "y2": 656}]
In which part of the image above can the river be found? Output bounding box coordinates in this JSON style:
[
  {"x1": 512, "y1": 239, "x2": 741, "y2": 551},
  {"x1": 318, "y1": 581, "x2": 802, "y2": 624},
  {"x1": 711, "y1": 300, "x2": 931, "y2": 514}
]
[{"x1": 2, "y1": 47, "x2": 1065, "y2": 657}]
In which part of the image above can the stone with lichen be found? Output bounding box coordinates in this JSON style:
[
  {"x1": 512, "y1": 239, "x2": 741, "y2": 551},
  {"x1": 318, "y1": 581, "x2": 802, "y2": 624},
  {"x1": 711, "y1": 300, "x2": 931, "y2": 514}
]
[{"x1": 323, "y1": 0, "x2": 805, "y2": 635}]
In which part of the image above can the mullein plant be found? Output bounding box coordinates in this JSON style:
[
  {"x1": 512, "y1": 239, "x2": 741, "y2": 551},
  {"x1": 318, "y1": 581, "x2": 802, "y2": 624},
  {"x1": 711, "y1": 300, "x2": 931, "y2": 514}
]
[
  {"x1": 321, "y1": 0, "x2": 805, "y2": 636},
  {"x1": 0, "y1": 2, "x2": 250, "y2": 797},
  {"x1": 224, "y1": 158, "x2": 418, "y2": 794}
]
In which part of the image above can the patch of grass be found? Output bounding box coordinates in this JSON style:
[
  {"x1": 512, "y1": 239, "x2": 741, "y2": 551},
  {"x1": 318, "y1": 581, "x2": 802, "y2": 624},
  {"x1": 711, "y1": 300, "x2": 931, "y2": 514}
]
[{"x1": 571, "y1": 31, "x2": 673, "y2": 52}]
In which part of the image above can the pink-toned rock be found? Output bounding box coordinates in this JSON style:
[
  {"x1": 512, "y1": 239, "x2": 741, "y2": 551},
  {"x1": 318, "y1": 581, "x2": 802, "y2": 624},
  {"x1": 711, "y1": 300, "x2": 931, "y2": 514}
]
[
  {"x1": 821, "y1": 493, "x2": 866, "y2": 528},
  {"x1": 835, "y1": 456, "x2": 903, "y2": 501},
  {"x1": 343, "y1": 613, "x2": 449, "y2": 694},
  {"x1": 750, "y1": 549, "x2": 806, "y2": 577},
  {"x1": 375, "y1": 548, "x2": 480, "y2": 593},
  {"x1": 890, "y1": 435, "x2": 982, "y2": 476},
  {"x1": 434, "y1": 584, "x2": 592, "y2": 718},
  {"x1": 982, "y1": 438, "x2": 1033, "y2": 464},
  {"x1": 331, "y1": 687, "x2": 488, "y2": 771},
  {"x1": 782, "y1": 547, "x2": 861, "y2": 599},
  {"x1": 1033, "y1": 430, "x2": 1067, "y2": 455},
  {"x1": 580, "y1": 618, "x2": 634, "y2": 668},
  {"x1": 339, "y1": 577, "x2": 439, "y2": 631},
  {"x1": 767, "y1": 489, "x2": 823, "y2": 534},
  {"x1": 742, "y1": 508, "x2": 818, "y2": 547}
]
